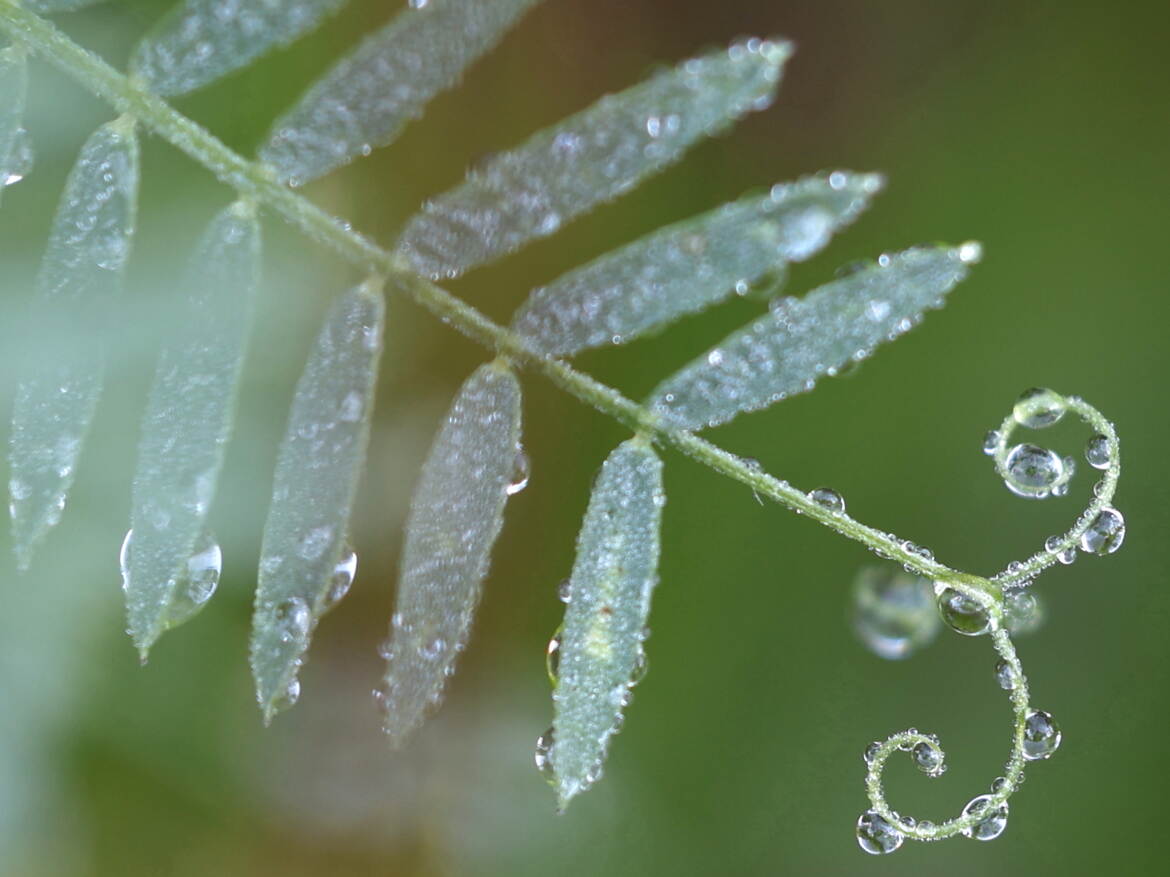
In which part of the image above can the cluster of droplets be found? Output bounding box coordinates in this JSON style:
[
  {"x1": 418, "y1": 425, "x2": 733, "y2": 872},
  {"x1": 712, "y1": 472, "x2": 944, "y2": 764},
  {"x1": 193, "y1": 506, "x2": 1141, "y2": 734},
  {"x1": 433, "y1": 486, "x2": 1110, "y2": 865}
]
[
  {"x1": 985, "y1": 388, "x2": 1125, "y2": 567},
  {"x1": 853, "y1": 389, "x2": 1119, "y2": 853}
]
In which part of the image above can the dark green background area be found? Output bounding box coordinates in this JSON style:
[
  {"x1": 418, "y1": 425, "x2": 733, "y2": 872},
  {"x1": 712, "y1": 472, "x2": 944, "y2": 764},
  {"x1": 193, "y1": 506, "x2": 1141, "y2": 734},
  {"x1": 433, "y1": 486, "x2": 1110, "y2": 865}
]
[{"x1": 1, "y1": 0, "x2": 1166, "y2": 874}]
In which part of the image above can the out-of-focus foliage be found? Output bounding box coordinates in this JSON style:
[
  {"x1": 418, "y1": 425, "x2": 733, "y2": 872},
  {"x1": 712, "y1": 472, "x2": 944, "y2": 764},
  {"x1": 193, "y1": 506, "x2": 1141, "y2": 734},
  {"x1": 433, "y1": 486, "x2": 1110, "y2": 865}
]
[{"x1": 0, "y1": 0, "x2": 1167, "y2": 875}]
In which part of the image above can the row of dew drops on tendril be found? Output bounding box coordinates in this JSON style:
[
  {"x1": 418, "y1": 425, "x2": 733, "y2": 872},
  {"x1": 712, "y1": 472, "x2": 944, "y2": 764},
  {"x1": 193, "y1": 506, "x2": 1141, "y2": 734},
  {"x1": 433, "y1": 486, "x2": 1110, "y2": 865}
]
[{"x1": 849, "y1": 387, "x2": 1123, "y2": 853}]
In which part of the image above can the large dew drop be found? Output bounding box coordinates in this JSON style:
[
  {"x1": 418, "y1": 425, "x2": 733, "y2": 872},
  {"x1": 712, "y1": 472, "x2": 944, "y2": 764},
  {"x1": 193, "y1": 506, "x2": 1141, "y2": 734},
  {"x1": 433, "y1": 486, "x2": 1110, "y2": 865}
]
[
  {"x1": 808, "y1": 486, "x2": 845, "y2": 513},
  {"x1": 1079, "y1": 507, "x2": 1125, "y2": 555},
  {"x1": 936, "y1": 586, "x2": 991, "y2": 636},
  {"x1": 1003, "y1": 443, "x2": 1069, "y2": 499},
  {"x1": 961, "y1": 795, "x2": 1008, "y2": 841},
  {"x1": 1022, "y1": 709, "x2": 1062, "y2": 760},
  {"x1": 912, "y1": 740, "x2": 945, "y2": 777},
  {"x1": 851, "y1": 566, "x2": 940, "y2": 660},
  {"x1": 856, "y1": 810, "x2": 903, "y2": 855},
  {"x1": 1012, "y1": 387, "x2": 1066, "y2": 429},
  {"x1": 1085, "y1": 434, "x2": 1112, "y2": 470}
]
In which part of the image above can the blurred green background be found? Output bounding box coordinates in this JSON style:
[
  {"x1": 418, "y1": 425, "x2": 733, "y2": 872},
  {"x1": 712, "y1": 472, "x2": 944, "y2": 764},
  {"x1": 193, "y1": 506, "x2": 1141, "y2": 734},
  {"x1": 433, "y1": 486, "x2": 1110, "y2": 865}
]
[{"x1": 1, "y1": 0, "x2": 1167, "y2": 874}]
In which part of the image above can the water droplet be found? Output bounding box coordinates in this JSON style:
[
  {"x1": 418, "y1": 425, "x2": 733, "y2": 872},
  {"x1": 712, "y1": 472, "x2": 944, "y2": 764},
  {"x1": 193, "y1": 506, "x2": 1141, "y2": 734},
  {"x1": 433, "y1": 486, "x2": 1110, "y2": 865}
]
[
  {"x1": 273, "y1": 596, "x2": 312, "y2": 644},
  {"x1": 918, "y1": 819, "x2": 936, "y2": 834},
  {"x1": 912, "y1": 741, "x2": 945, "y2": 776},
  {"x1": 958, "y1": 241, "x2": 983, "y2": 264},
  {"x1": 961, "y1": 794, "x2": 1008, "y2": 840},
  {"x1": 1013, "y1": 387, "x2": 1066, "y2": 429},
  {"x1": 1079, "y1": 507, "x2": 1125, "y2": 555},
  {"x1": 506, "y1": 446, "x2": 530, "y2": 495},
  {"x1": 557, "y1": 578, "x2": 572, "y2": 603},
  {"x1": 1057, "y1": 545, "x2": 1077, "y2": 565},
  {"x1": 852, "y1": 566, "x2": 940, "y2": 660},
  {"x1": 629, "y1": 645, "x2": 648, "y2": 685},
  {"x1": 534, "y1": 727, "x2": 555, "y2": 779},
  {"x1": 418, "y1": 635, "x2": 446, "y2": 661},
  {"x1": 323, "y1": 543, "x2": 357, "y2": 609},
  {"x1": 982, "y1": 429, "x2": 1001, "y2": 455},
  {"x1": 1085, "y1": 434, "x2": 1112, "y2": 469},
  {"x1": 995, "y1": 658, "x2": 1017, "y2": 690},
  {"x1": 991, "y1": 776, "x2": 1009, "y2": 793},
  {"x1": 863, "y1": 741, "x2": 881, "y2": 765},
  {"x1": 1004, "y1": 443, "x2": 1067, "y2": 498},
  {"x1": 856, "y1": 810, "x2": 904, "y2": 855},
  {"x1": 808, "y1": 487, "x2": 845, "y2": 513},
  {"x1": 1003, "y1": 590, "x2": 1043, "y2": 635},
  {"x1": 272, "y1": 676, "x2": 301, "y2": 712},
  {"x1": 119, "y1": 528, "x2": 222, "y2": 625},
  {"x1": 545, "y1": 632, "x2": 560, "y2": 682},
  {"x1": 3, "y1": 127, "x2": 33, "y2": 187},
  {"x1": 937, "y1": 587, "x2": 990, "y2": 636},
  {"x1": 1022, "y1": 709, "x2": 1061, "y2": 760}
]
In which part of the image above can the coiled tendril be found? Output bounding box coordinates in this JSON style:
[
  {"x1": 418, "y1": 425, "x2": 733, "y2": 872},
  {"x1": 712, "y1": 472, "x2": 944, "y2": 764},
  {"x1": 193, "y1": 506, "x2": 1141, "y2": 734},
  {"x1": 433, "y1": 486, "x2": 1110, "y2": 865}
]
[{"x1": 856, "y1": 389, "x2": 1120, "y2": 853}]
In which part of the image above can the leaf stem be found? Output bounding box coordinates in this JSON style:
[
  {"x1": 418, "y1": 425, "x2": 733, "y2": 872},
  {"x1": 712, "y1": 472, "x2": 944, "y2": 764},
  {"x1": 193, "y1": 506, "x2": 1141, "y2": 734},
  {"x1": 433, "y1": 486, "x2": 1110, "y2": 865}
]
[{"x1": 0, "y1": 2, "x2": 990, "y2": 593}]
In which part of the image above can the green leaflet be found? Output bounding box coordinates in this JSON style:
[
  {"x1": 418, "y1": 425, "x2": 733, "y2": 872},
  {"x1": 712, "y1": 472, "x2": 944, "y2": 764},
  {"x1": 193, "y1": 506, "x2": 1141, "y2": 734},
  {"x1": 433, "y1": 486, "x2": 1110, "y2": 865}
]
[
  {"x1": 548, "y1": 438, "x2": 663, "y2": 809},
  {"x1": 130, "y1": 0, "x2": 349, "y2": 97},
  {"x1": 377, "y1": 362, "x2": 523, "y2": 746},
  {"x1": 396, "y1": 37, "x2": 793, "y2": 280},
  {"x1": 0, "y1": 43, "x2": 31, "y2": 207},
  {"x1": 260, "y1": 0, "x2": 543, "y2": 186},
  {"x1": 8, "y1": 118, "x2": 139, "y2": 569},
  {"x1": 512, "y1": 171, "x2": 883, "y2": 355},
  {"x1": 251, "y1": 281, "x2": 385, "y2": 723},
  {"x1": 647, "y1": 244, "x2": 983, "y2": 431},
  {"x1": 124, "y1": 201, "x2": 261, "y2": 658}
]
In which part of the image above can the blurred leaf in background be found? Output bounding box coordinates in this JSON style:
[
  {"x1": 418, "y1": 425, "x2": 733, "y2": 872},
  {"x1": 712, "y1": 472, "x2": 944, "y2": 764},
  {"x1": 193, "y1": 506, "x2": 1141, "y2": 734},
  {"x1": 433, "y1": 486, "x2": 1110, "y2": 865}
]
[{"x1": 0, "y1": 0, "x2": 1167, "y2": 875}]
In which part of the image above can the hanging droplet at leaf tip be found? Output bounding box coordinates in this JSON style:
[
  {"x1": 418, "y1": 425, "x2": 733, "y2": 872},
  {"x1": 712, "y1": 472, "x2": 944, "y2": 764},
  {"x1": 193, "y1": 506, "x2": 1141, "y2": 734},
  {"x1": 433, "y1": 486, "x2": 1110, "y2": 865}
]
[{"x1": 957, "y1": 240, "x2": 983, "y2": 264}]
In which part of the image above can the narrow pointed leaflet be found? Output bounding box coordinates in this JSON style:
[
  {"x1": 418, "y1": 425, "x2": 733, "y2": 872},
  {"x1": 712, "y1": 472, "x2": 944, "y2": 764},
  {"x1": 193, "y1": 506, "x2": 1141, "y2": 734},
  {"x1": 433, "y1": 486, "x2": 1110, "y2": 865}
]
[
  {"x1": 548, "y1": 438, "x2": 663, "y2": 809},
  {"x1": 512, "y1": 171, "x2": 882, "y2": 355},
  {"x1": 251, "y1": 281, "x2": 384, "y2": 722},
  {"x1": 9, "y1": 117, "x2": 139, "y2": 569},
  {"x1": 260, "y1": 0, "x2": 543, "y2": 186},
  {"x1": 125, "y1": 201, "x2": 261, "y2": 658},
  {"x1": 647, "y1": 243, "x2": 983, "y2": 430},
  {"x1": 377, "y1": 362, "x2": 523, "y2": 745},
  {"x1": 0, "y1": 42, "x2": 30, "y2": 207},
  {"x1": 396, "y1": 37, "x2": 792, "y2": 280},
  {"x1": 131, "y1": 0, "x2": 350, "y2": 97}
]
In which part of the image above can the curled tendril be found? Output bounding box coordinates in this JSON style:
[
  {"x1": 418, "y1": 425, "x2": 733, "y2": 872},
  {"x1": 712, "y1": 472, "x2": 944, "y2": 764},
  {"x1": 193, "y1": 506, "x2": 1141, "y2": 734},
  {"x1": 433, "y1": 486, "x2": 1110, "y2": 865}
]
[
  {"x1": 984, "y1": 389, "x2": 1124, "y2": 587},
  {"x1": 856, "y1": 389, "x2": 1120, "y2": 854}
]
